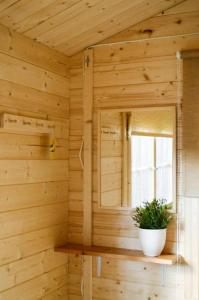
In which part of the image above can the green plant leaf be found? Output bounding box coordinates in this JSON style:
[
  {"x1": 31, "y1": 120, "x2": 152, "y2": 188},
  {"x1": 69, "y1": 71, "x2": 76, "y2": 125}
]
[{"x1": 132, "y1": 199, "x2": 172, "y2": 229}]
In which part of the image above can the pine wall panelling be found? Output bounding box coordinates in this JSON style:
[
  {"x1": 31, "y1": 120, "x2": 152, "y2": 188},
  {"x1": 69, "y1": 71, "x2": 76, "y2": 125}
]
[
  {"x1": 68, "y1": 0, "x2": 199, "y2": 299},
  {"x1": 0, "y1": 24, "x2": 69, "y2": 299}
]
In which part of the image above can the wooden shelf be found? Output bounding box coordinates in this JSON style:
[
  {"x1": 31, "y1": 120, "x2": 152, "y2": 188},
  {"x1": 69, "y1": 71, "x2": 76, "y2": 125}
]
[{"x1": 55, "y1": 244, "x2": 179, "y2": 265}]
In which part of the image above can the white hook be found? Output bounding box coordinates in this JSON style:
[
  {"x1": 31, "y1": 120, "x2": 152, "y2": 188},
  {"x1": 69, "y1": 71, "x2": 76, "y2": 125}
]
[{"x1": 79, "y1": 139, "x2": 84, "y2": 170}]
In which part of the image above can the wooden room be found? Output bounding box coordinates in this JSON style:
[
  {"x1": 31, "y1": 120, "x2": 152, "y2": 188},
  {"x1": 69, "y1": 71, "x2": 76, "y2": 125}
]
[{"x1": 0, "y1": 0, "x2": 199, "y2": 299}]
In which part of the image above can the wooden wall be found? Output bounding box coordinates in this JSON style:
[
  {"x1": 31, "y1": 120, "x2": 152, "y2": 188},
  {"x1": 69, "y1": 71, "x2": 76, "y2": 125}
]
[
  {"x1": 0, "y1": 24, "x2": 69, "y2": 299},
  {"x1": 69, "y1": 0, "x2": 199, "y2": 299},
  {"x1": 100, "y1": 111, "x2": 123, "y2": 208}
]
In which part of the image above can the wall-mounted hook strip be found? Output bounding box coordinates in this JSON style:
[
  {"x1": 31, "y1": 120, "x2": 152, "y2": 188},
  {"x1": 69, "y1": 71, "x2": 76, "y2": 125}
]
[{"x1": 8, "y1": 118, "x2": 17, "y2": 123}]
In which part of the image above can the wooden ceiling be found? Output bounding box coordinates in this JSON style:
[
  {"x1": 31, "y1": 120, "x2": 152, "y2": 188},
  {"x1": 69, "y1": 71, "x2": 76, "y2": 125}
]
[{"x1": 0, "y1": 0, "x2": 185, "y2": 56}]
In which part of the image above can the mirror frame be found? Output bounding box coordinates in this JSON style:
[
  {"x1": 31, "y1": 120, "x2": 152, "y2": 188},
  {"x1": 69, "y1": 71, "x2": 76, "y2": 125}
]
[{"x1": 97, "y1": 106, "x2": 177, "y2": 213}]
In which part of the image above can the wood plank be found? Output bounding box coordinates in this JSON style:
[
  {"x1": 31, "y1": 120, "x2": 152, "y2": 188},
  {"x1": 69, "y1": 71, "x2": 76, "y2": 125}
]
[
  {"x1": 0, "y1": 202, "x2": 67, "y2": 239},
  {"x1": 83, "y1": 48, "x2": 93, "y2": 245},
  {"x1": 162, "y1": 0, "x2": 199, "y2": 15},
  {"x1": 0, "y1": 181, "x2": 67, "y2": 212},
  {"x1": 24, "y1": 0, "x2": 101, "y2": 39},
  {"x1": 94, "y1": 82, "x2": 178, "y2": 107},
  {"x1": 0, "y1": 52, "x2": 69, "y2": 98},
  {"x1": 0, "y1": 79, "x2": 69, "y2": 120},
  {"x1": 55, "y1": 244, "x2": 179, "y2": 265},
  {"x1": 94, "y1": 56, "x2": 178, "y2": 74},
  {"x1": 0, "y1": 133, "x2": 68, "y2": 160},
  {"x1": 56, "y1": 0, "x2": 185, "y2": 55},
  {"x1": 94, "y1": 34, "x2": 199, "y2": 64},
  {"x1": 183, "y1": 56, "x2": 199, "y2": 197},
  {"x1": 0, "y1": 0, "x2": 56, "y2": 27},
  {"x1": 42, "y1": 284, "x2": 68, "y2": 300},
  {"x1": 92, "y1": 276, "x2": 183, "y2": 300},
  {"x1": 0, "y1": 23, "x2": 69, "y2": 77},
  {"x1": 0, "y1": 249, "x2": 68, "y2": 292},
  {"x1": 14, "y1": 0, "x2": 80, "y2": 33},
  {"x1": 82, "y1": 48, "x2": 93, "y2": 300},
  {"x1": 0, "y1": 160, "x2": 68, "y2": 185},
  {"x1": 0, "y1": 265, "x2": 68, "y2": 300},
  {"x1": 36, "y1": 0, "x2": 129, "y2": 46},
  {"x1": 102, "y1": 10, "x2": 199, "y2": 44},
  {"x1": 0, "y1": 223, "x2": 67, "y2": 266}
]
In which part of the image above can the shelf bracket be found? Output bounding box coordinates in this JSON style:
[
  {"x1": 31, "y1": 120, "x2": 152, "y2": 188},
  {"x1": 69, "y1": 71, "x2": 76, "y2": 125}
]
[{"x1": 96, "y1": 256, "x2": 102, "y2": 277}]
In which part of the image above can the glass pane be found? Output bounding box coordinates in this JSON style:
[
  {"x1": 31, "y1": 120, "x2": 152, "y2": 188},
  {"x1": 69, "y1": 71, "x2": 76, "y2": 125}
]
[
  {"x1": 131, "y1": 135, "x2": 154, "y2": 208},
  {"x1": 156, "y1": 137, "x2": 173, "y2": 203}
]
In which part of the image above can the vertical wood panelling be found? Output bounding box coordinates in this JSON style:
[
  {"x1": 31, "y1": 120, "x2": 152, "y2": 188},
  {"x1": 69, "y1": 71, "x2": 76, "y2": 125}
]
[
  {"x1": 183, "y1": 53, "x2": 199, "y2": 300},
  {"x1": 0, "y1": 26, "x2": 69, "y2": 299},
  {"x1": 69, "y1": 52, "x2": 84, "y2": 299},
  {"x1": 82, "y1": 48, "x2": 93, "y2": 300},
  {"x1": 183, "y1": 55, "x2": 199, "y2": 197}
]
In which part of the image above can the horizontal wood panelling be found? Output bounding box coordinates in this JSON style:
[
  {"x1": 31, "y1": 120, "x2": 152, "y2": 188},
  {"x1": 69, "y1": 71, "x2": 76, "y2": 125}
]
[
  {"x1": 0, "y1": 134, "x2": 68, "y2": 160},
  {"x1": 68, "y1": 1, "x2": 199, "y2": 298},
  {"x1": 0, "y1": 223, "x2": 67, "y2": 266},
  {"x1": 0, "y1": 27, "x2": 69, "y2": 298},
  {"x1": 0, "y1": 24, "x2": 69, "y2": 77},
  {"x1": 0, "y1": 265, "x2": 67, "y2": 300},
  {"x1": 0, "y1": 202, "x2": 67, "y2": 239},
  {"x1": 94, "y1": 82, "x2": 178, "y2": 108},
  {"x1": 0, "y1": 249, "x2": 68, "y2": 292},
  {"x1": 92, "y1": 277, "x2": 183, "y2": 300},
  {"x1": 94, "y1": 58, "x2": 177, "y2": 87},
  {"x1": 0, "y1": 160, "x2": 68, "y2": 185},
  {"x1": 92, "y1": 257, "x2": 184, "y2": 285},
  {"x1": 43, "y1": 284, "x2": 68, "y2": 300},
  {"x1": 94, "y1": 34, "x2": 199, "y2": 64},
  {"x1": 0, "y1": 79, "x2": 69, "y2": 120},
  {"x1": 0, "y1": 181, "x2": 68, "y2": 212},
  {"x1": 0, "y1": 52, "x2": 69, "y2": 98}
]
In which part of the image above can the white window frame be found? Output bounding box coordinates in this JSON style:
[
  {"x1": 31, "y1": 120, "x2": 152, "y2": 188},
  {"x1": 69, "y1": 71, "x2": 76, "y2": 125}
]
[{"x1": 130, "y1": 132, "x2": 175, "y2": 209}]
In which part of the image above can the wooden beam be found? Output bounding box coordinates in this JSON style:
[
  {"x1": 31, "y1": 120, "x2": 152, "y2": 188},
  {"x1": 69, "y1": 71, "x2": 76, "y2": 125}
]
[
  {"x1": 183, "y1": 55, "x2": 199, "y2": 197},
  {"x1": 83, "y1": 48, "x2": 93, "y2": 300}
]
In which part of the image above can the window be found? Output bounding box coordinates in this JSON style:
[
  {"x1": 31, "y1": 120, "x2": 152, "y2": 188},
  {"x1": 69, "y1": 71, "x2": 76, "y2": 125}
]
[{"x1": 131, "y1": 135, "x2": 173, "y2": 208}]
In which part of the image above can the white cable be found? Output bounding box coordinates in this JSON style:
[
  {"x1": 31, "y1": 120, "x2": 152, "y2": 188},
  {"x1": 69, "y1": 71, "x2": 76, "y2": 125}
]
[
  {"x1": 88, "y1": 32, "x2": 199, "y2": 49},
  {"x1": 79, "y1": 139, "x2": 84, "y2": 170}
]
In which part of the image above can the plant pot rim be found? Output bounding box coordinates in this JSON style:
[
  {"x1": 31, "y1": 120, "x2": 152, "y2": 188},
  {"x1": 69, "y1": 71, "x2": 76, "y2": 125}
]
[{"x1": 139, "y1": 228, "x2": 167, "y2": 230}]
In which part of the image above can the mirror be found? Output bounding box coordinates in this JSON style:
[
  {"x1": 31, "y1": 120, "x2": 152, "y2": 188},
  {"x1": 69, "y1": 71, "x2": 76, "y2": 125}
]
[{"x1": 98, "y1": 106, "x2": 176, "y2": 210}]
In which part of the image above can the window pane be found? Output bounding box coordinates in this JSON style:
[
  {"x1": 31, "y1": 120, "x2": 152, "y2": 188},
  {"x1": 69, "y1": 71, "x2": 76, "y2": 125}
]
[
  {"x1": 156, "y1": 137, "x2": 173, "y2": 203},
  {"x1": 131, "y1": 135, "x2": 154, "y2": 207}
]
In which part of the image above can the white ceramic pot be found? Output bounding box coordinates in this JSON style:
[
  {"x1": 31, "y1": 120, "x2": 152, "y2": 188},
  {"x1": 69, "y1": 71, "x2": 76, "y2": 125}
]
[{"x1": 139, "y1": 228, "x2": 167, "y2": 257}]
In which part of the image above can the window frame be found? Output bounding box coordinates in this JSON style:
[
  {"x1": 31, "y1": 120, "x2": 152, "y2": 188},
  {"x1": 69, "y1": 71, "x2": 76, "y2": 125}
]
[{"x1": 130, "y1": 133, "x2": 175, "y2": 210}]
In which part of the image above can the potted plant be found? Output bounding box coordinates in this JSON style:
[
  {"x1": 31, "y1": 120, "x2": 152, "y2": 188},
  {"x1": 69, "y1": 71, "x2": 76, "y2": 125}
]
[{"x1": 132, "y1": 199, "x2": 172, "y2": 257}]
